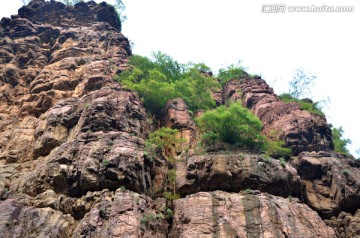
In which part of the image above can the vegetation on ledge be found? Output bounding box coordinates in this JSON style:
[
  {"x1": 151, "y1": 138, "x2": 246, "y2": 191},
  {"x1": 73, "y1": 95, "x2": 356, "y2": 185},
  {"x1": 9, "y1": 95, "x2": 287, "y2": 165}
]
[
  {"x1": 115, "y1": 52, "x2": 220, "y2": 116},
  {"x1": 279, "y1": 93, "x2": 325, "y2": 117}
]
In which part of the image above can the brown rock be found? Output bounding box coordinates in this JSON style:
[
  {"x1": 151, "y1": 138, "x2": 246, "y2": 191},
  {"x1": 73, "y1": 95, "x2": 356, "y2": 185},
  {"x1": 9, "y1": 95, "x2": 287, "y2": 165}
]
[
  {"x1": 170, "y1": 191, "x2": 335, "y2": 237},
  {"x1": 2, "y1": 1, "x2": 360, "y2": 237},
  {"x1": 0, "y1": 199, "x2": 76, "y2": 238},
  {"x1": 163, "y1": 98, "x2": 196, "y2": 152},
  {"x1": 73, "y1": 189, "x2": 168, "y2": 238},
  {"x1": 17, "y1": 0, "x2": 121, "y2": 31},
  {"x1": 223, "y1": 78, "x2": 333, "y2": 155},
  {"x1": 0, "y1": 2, "x2": 131, "y2": 163},
  {"x1": 176, "y1": 152, "x2": 302, "y2": 199},
  {"x1": 12, "y1": 86, "x2": 167, "y2": 197},
  {"x1": 326, "y1": 210, "x2": 360, "y2": 238},
  {"x1": 293, "y1": 151, "x2": 360, "y2": 218}
]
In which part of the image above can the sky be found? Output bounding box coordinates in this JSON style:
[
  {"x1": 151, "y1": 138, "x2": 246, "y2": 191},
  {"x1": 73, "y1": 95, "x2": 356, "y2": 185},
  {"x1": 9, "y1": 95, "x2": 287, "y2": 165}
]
[{"x1": 1, "y1": 0, "x2": 359, "y2": 156}]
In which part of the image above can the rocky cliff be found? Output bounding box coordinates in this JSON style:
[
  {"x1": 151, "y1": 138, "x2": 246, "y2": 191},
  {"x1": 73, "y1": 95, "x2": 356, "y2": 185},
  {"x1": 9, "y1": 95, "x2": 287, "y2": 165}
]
[{"x1": 0, "y1": 1, "x2": 359, "y2": 238}]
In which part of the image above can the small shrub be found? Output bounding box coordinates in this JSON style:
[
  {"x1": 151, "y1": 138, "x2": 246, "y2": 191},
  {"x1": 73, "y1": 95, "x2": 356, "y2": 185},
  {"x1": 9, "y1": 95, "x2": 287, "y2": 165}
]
[
  {"x1": 217, "y1": 63, "x2": 249, "y2": 85},
  {"x1": 146, "y1": 127, "x2": 180, "y2": 152},
  {"x1": 265, "y1": 130, "x2": 292, "y2": 158},
  {"x1": 167, "y1": 169, "x2": 176, "y2": 183},
  {"x1": 145, "y1": 127, "x2": 184, "y2": 161},
  {"x1": 156, "y1": 213, "x2": 164, "y2": 220},
  {"x1": 149, "y1": 213, "x2": 156, "y2": 221},
  {"x1": 140, "y1": 216, "x2": 148, "y2": 224},
  {"x1": 102, "y1": 160, "x2": 109, "y2": 168},
  {"x1": 2, "y1": 187, "x2": 9, "y2": 194},
  {"x1": 165, "y1": 208, "x2": 173, "y2": 220},
  {"x1": 342, "y1": 169, "x2": 349, "y2": 177},
  {"x1": 163, "y1": 192, "x2": 180, "y2": 200},
  {"x1": 238, "y1": 153, "x2": 245, "y2": 160},
  {"x1": 279, "y1": 93, "x2": 324, "y2": 117},
  {"x1": 141, "y1": 213, "x2": 156, "y2": 224},
  {"x1": 288, "y1": 195, "x2": 292, "y2": 202},
  {"x1": 244, "y1": 188, "x2": 252, "y2": 194},
  {"x1": 83, "y1": 103, "x2": 91, "y2": 111},
  {"x1": 332, "y1": 127, "x2": 351, "y2": 155},
  {"x1": 279, "y1": 157, "x2": 286, "y2": 168},
  {"x1": 197, "y1": 102, "x2": 266, "y2": 151}
]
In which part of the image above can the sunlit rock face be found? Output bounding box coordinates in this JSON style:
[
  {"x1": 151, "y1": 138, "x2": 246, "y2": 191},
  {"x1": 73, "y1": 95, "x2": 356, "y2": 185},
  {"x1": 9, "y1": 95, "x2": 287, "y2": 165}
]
[
  {"x1": 0, "y1": 1, "x2": 358, "y2": 237},
  {"x1": 223, "y1": 78, "x2": 334, "y2": 155},
  {"x1": 170, "y1": 191, "x2": 335, "y2": 238}
]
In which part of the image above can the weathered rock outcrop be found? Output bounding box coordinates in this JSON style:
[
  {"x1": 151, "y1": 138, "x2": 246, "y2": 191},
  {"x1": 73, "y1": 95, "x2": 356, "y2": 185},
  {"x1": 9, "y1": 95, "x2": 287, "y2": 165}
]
[
  {"x1": 292, "y1": 151, "x2": 360, "y2": 218},
  {"x1": 0, "y1": 189, "x2": 169, "y2": 238},
  {"x1": 0, "y1": 0, "x2": 130, "y2": 163},
  {"x1": 170, "y1": 191, "x2": 335, "y2": 238},
  {"x1": 163, "y1": 98, "x2": 196, "y2": 152},
  {"x1": 0, "y1": 1, "x2": 359, "y2": 237},
  {"x1": 326, "y1": 210, "x2": 360, "y2": 238},
  {"x1": 18, "y1": 0, "x2": 122, "y2": 31},
  {"x1": 0, "y1": 198, "x2": 76, "y2": 238},
  {"x1": 72, "y1": 189, "x2": 169, "y2": 238},
  {"x1": 223, "y1": 78, "x2": 334, "y2": 155},
  {"x1": 176, "y1": 152, "x2": 302, "y2": 199}
]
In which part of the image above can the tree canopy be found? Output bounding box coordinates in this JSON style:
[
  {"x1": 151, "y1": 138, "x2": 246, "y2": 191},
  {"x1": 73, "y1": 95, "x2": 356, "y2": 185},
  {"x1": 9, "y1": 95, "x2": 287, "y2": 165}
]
[
  {"x1": 115, "y1": 53, "x2": 220, "y2": 116},
  {"x1": 332, "y1": 126, "x2": 351, "y2": 154}
]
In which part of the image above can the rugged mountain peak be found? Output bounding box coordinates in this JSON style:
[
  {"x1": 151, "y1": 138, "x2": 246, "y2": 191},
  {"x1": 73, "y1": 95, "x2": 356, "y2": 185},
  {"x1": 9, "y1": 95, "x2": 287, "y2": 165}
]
[{"x1": 15, "y1": 0, "x2": 121, "y2": 31}]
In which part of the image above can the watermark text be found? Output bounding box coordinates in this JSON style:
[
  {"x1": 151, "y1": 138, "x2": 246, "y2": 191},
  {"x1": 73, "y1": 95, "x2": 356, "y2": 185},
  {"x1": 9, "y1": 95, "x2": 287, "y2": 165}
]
[{"x1": 261, "y1": 4, "x2": 354, "y2": 13}]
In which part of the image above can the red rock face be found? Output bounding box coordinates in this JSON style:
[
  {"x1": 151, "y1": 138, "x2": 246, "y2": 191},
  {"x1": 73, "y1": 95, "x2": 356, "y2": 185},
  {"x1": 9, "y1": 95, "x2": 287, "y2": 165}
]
[
  {"x1": 176, "y1": 153, "x2": 302, "y2": 199},
  {"x1": 0, "y1": 1, "x2": 358, "y2": 237},
  {"x1": 170, "y1": 191, "x2": 335, "y2": 238},
  {"x1": 17, "y1": 0, "x2": 122, "y2": 31},
  {"x1": 293, "y1": 151, "x2": 360, "y2": 219},
  {"x1": 223, "y1": 78, "x2": 334, "y2": 155},
  {"x1": 163, "y1": 98, "x2": 196, "y2": 152},
  {"x1": 0, "y1": 1, "x2": 131, "y2": 163}
]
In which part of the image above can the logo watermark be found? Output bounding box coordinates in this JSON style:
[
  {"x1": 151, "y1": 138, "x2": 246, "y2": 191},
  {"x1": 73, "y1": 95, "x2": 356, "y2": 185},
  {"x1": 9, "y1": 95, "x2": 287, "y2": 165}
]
[{"x1": 261, "y1": 4, "x2": 354, "y2": 13}]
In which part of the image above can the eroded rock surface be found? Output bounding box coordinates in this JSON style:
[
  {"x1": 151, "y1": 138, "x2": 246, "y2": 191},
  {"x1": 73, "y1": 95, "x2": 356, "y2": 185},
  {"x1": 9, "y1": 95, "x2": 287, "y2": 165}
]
[
  {"x1": 223, "y1": 78, "x2": 333, "y2": 155},
  {"x1": 176, "y1": 152, "x2": 302, "y2": 199},
  {"x1": 0, "y1": 1, "x2": 130, "y2": 163},
  {"x1": 0, "y1": 198, "x2": 76, "y2": 238},
  {"x1": 326, "y1": 210, "x2": 360, "y2": 238},
  {"x1": 293, "y1": 151, "x2": 360, "y2": 218},
  {"x1": 72, "y1": 189, "x2": 169, "y2": 238},
  {"x1": 163, "y1": 98, "x2": 196, "y2": 152},
  {"x1": 170, "y1": 191, "x2": 335, "y2": 238},
  {"x1": 0, "y1": 1, "x2": 359, "y2": 237}
]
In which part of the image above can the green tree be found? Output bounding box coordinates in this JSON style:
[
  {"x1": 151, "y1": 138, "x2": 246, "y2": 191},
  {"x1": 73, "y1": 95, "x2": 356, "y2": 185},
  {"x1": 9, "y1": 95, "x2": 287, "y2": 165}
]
[
  {"x1": 356, "y1": 149, "x2": 360, "y2": 160},
  {"x1": 332, "y1": 127, "x2": 351, "y2": 154},
  {"x1": 289, "y1": 68, "x2": 316, "y2": 99},
  {"x1": 217, "y1": 62, "x2": 248, "y2": 85},
  {"x1": 114, "y1": 0, "x2": 127, "y2": 24},
  {"x1": 116, "y1": 53, "x2": 219, "y2": 116},
  {"x1": 146, "y1": 127, "x2": 181, "y2": 157},
  {"x1": 196, "y1": 102, "x2": 266, "y2": 150},
  {"x1": 152, "y1": 51, "x2": 185, "y2": 81}
]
